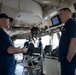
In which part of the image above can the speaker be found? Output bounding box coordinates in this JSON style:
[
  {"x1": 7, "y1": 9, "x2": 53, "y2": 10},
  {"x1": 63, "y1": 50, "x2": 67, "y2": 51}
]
[{"x1": 73, "y1": 3, "x2": 76, "y2": 10}]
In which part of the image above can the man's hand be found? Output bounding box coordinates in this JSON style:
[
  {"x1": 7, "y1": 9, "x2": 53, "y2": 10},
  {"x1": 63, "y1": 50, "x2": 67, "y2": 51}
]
[
  {"x1": 67, "y1": 38, "x2": 76, "y2": 62},
  {"x1": 21, "y1": 47, "x2": 27, "y2": 53}
]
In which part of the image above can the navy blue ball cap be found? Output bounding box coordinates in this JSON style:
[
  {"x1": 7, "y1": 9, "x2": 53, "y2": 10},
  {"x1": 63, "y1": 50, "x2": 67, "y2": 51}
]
[{"x1": 0, "y1": 13, "x2": 13, "y2": 22}]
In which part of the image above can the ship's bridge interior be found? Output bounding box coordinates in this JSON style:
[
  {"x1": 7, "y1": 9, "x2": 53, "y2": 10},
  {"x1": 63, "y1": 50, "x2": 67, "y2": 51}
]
[
  {"x1": 0, "y1": 0, "x2": 76, "y2": 75},
  {"x1": 0, "y1": 0, "x2": 76, "y2": 39}
]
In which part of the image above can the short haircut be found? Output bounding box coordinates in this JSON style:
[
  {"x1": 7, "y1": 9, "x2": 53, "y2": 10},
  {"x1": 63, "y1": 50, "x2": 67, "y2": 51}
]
[{"x1": 59, "y1": 8, "x2": 72, "y2": 13}]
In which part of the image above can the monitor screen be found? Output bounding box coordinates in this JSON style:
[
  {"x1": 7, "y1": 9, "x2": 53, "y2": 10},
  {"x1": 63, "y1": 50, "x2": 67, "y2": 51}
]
[{"x1": 51, "y1": 15, "x2": 62, "y2": 26}]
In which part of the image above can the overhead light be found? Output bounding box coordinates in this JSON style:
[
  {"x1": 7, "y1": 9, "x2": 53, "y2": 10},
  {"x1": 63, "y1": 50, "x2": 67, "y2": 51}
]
[
  {"x1": 44, "y1": 16, "x2": 48, "y2": 20},
  {"x1": 49, "y1": 11, "x2": 58, "y2": 17},
  {"x1": 42, "y1": 1, "x2": 51, "y2": 4}
]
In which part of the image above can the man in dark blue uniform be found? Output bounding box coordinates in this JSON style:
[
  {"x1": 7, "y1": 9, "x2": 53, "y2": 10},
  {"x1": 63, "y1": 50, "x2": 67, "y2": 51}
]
[
  {"x1": 38, "y1": 38, "x2": 43, "y2": 54},
  {"x1": 59, "y1": 8, "x2": 76, "y2": 75},
  {"x1": 0, "y1": 13, "x2": 27, "y2": 75},
  {"x1": 38, "y1": 38, "x2": 42, "y2": 48},
  {"x1": 24, "y1": 41, "x2": 29, "y2": 48}
]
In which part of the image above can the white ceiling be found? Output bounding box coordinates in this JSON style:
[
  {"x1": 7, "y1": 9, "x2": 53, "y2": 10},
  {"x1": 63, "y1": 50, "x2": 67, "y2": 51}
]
[
  {"x1": 0, "y1": 0, "x2": 75, "y2": 25},
  {"x1": 0, "y1": 0, "x2": 76, "y2": 38},
  {"x1": 0, "y1": 0, "x2": 43, "y2": 26}
]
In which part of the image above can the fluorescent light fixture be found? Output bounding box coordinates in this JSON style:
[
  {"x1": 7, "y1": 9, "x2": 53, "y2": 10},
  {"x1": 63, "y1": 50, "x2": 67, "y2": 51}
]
[
  {"x1": 42, "y1": 1, "x2": 51, "y2": 4},
  {"x1": 49, "y1": 11, "x2": 58, "y2": 17},
  {"x1": 44, "y1": 16, "x2": 48, "y2": 20}
]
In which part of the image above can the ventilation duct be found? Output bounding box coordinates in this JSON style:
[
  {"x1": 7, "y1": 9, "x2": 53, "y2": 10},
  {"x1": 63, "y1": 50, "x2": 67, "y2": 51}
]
[{"x1": 1, "y1": 0, "x2": 42, "y2": 25}]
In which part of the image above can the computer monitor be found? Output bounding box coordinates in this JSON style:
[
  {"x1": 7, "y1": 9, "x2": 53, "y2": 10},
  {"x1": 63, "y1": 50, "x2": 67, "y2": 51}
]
[
  {"x1": 27, "y1": 43, "x2": 34, "y2": 53},
  {"x1": 51, "y1": 15, "x2": 62, "y2": 26}
]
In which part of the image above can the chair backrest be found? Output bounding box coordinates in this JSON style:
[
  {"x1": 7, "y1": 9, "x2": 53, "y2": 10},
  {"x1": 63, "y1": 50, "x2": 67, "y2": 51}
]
[
  {"x1": 51, "y1": 47, "x2": 59, "y2": 57},
  {"x1": 44, "y1": 45, "x2": 52, "y2": 54},
  {"x1": 33, "y1": 47, "x2": 41, "y2": 54},
  {"x1": 27, "y1": 43, "x2": 34, "y2": 54},
  {"x1": 26, "y1": 43, "x2": 41, "y2": 55}
]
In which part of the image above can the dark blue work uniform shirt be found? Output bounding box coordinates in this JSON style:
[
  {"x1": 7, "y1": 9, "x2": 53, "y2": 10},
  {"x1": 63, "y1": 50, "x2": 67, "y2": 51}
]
[
  {"x1": 24, "y1": 42, "x2": 29, "y2": 48},
  {"x1": 38, "y1": 42, "x2": 42, "y2": 48},
  {"x1": 59, "y1": 19, "x2": 76, "y2": 75},
  {"x1": 59, "y1": 18, "x2": 76, "y2": 62},
  {"x1": 0, "y1": 28, "x2": 14, "y2": 75}
]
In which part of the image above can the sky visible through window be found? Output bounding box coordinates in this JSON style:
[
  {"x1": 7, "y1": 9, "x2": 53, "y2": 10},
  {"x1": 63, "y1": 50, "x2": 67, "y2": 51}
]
[{"x1": 14, "y1": 34, "x2": 59, "y2": 50}]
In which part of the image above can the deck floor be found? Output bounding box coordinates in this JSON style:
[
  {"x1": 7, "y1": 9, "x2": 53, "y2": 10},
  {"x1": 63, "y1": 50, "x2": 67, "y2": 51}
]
[
  {"x1": 15, "y1": 62, "x2": 45, "y2": 75},
  {"x1": 15, "y1": 63, "x2": 24, "y2": 75}
]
